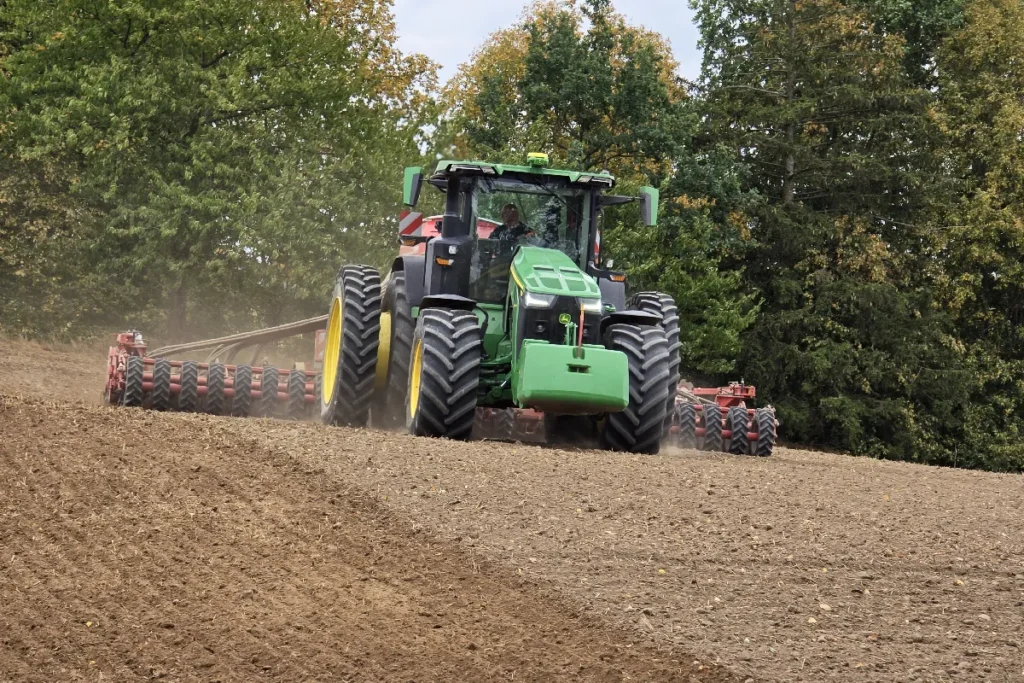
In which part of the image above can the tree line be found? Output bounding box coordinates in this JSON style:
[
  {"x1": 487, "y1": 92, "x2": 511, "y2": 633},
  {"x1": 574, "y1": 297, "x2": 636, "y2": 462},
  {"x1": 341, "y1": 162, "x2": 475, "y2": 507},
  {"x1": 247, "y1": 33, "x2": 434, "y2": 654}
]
[{"x1": 2, "y1": 0, "x2": 1022, "y2": 470}]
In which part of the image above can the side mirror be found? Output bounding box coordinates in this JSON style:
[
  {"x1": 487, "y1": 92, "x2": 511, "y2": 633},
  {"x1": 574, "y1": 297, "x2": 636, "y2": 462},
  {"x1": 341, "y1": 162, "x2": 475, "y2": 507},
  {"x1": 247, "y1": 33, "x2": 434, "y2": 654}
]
[
  {"x1": 403, "y1": 166, "x2": 423, "y2": 207},
  {"x1": 639, "y1": 186, "x2": 659, "y2": 227}
]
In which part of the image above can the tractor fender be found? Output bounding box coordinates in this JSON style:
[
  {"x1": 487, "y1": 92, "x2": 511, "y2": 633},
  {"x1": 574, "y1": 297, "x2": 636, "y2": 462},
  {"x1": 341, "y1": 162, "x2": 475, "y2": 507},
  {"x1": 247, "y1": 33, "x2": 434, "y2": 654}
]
[
  {"x1": 389, "y1": 255, "x2": 426, "y2": 308},
  {"x1": 420, "y1": 294, "x2": 477, "y2": 311},
  {"x1": 599, "y1": 310, "x2": 662, "y2": 336}
]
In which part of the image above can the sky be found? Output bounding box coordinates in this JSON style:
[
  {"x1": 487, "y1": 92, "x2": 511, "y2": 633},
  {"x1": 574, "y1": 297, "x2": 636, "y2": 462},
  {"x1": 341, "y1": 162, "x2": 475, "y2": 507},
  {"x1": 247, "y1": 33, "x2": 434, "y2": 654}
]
[{"x1": 392, "y1": 0, "x2": 702, "y2": 85}]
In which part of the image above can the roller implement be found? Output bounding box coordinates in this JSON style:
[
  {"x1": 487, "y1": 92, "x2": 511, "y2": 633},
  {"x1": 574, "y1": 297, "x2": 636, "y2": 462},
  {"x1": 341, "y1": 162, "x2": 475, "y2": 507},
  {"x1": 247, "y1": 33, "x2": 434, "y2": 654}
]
[
  {"x1": 669, "y1": 381, "x2": 778, "y2": 456},
  {"x1": 105, "y1": 153, "x2": 777, "y2": 456},
  {"x1": 103, "y1": 328, "x2": 322, "y2": 419}
]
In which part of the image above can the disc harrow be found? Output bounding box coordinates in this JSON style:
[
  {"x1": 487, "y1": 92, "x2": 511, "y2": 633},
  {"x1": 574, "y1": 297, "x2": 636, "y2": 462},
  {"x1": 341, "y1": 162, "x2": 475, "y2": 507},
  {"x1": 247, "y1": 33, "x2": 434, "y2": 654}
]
[
  {"x1": 667, "y1": 381, "x2": 778, "y2": 456},
  {"x1": 104, "y1": 331, "x2": 320, "y2": 419}
]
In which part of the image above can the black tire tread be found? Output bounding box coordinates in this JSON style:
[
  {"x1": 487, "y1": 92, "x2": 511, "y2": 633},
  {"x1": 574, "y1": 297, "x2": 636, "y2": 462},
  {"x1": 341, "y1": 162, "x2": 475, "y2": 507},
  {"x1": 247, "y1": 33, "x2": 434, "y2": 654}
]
[
  {"x1": 375, "y1": 271, "x2": 415, "y2": 428},
  {"x1": 231, "y1": 365, "x2": 253, "y2": 417},
  {"x1": 178, "y1": 361, "x2": 199, "y2": 412},
  {"x1": 598, "y1": 324, "x2": 671, "y2": 454},
  {"x1": 677, "y1": 401, "x2": 698, "y2": 449},
  {"x1": 407, "y1": 309, "x2": 482, "y2": 440},
  {"x1": 322, "y1": 265, "x2": 381, "y2": 427},
  {"x1": 628, "y1": 292, "x2": 681, "y2": 435},
  {"x1": 728, "y1": 406, "x2": 751, "y2": 455},
  {"x1": 258, "y1": 367, "x2": 279, "y2": 417},
  {"x1": 287, "y1": 370, "x2": 308, "y2": 420},
  {"x1": 701, "y1": 405, "x2": 724, "y2": 452},
  {"x1": 205, "y1": 363, "x2": 226, "y2": 415},
  {"x1": 755, "y1": 407, "x2": 777, "y2": 457},
  {"x1": 121, "y1": 356, "x2": 144, "y2": 407},
  {"x1": 497, "y1": 409, "x2": 515, "y2": 441},
  {"x1": 150, "y1": 358, "x2": 172, "y2": 410}
]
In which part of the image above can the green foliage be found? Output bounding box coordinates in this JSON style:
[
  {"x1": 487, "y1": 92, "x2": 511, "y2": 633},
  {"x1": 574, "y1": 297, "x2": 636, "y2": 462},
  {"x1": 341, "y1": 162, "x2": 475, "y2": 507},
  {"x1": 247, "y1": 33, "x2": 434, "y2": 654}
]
[
  {"x1": 690, "y1": 0, "x2": 1024, "y2": 470},
  {"x1": 0, "y1": 0, "x2": 435, "y2": 340}
]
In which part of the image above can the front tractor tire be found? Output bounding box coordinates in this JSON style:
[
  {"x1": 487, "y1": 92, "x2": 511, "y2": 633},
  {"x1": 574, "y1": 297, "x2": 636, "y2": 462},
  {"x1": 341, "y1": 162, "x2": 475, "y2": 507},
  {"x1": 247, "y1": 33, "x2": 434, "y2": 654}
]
[
  {"x1": 321, "y1": 265, "x2": 382, "y2": 427},
  {"x1": 406, "y1": 308, "x2": 482, "y2": 440},
  {"x1": 598, "y1": 324, "x2": 671, "y2": 454},
  {"x1": 628, "y1": 292, "x2": 681, "y2": 437}
]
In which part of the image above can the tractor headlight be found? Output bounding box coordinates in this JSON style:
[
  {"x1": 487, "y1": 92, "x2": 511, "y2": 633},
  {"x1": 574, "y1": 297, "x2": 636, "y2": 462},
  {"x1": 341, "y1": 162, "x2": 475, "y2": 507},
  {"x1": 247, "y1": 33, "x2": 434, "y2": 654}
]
[
  {"x1": 523, "y1": 292, "x2": 557, "y2": 308},
  {"x1": 580, "y1": 297, "x2": 603, "y2": 314}
]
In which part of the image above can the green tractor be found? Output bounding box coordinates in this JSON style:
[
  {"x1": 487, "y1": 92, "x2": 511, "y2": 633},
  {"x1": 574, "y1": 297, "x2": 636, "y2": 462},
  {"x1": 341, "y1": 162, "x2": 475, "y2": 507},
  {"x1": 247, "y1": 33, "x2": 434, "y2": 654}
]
[{"x1": 319, "y1": 153, "x2": 680, "y2": 454}]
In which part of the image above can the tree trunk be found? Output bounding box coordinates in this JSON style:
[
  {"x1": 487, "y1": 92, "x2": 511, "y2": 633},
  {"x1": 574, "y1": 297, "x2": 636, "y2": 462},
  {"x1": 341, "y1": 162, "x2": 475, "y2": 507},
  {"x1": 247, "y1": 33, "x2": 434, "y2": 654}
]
[{"x1": 782, "y1": 0, "x2": 798, "y2": 206}]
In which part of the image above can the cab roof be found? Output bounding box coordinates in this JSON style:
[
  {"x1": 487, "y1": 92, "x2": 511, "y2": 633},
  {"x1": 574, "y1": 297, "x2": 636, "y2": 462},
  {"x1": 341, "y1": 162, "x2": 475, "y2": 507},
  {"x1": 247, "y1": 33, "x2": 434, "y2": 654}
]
[{"x1": 432, "y1": 159, "x2": 616, "y2": 188}]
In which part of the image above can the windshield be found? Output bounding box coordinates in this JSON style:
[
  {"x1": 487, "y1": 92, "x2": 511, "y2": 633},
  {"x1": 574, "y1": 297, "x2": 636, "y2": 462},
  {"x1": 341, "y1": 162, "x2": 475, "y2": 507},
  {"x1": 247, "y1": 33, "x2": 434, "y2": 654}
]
[{"x1": 467, "y1": 176, "x2": 590, "y2": 303}]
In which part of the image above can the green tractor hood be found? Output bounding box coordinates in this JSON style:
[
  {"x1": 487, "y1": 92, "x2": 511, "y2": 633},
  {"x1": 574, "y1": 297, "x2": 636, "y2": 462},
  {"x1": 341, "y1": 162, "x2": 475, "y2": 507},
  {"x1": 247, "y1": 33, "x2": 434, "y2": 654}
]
[{"x1": 509, "y1": 247, "x2": 600, "y2": 298}]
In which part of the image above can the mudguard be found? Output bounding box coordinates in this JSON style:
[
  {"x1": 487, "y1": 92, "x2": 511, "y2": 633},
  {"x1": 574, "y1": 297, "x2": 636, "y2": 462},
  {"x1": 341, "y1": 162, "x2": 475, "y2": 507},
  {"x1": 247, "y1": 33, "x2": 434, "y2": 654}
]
[{"x1": 389, "y1": 255, "x2": 427, "y2": 308}]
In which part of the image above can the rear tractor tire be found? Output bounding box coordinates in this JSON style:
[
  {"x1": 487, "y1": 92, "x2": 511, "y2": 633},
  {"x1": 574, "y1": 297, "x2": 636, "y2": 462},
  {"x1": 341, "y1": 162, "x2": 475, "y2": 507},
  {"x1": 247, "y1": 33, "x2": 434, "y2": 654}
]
[
  {"x1": 406, "y1": 308, "x2": 482, "y2": 440},
  {"x1": 321, "y1": 265, "x2": 381, "y2": 427},
  {"x1": 628, "y1": 292, "x2": 681, "y2": 438},
  {"x1": 598, "y1": 324, "x2": 671, "y2": 454},
  {"x1": 372, "y1": 270, "x2": 415, "y2": 428}
]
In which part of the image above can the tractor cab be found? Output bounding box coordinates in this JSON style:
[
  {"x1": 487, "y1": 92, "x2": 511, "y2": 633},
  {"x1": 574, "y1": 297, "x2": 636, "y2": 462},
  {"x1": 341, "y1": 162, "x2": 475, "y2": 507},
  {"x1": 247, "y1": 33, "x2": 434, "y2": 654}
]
[{"x1": 399, "y1": 154, "x2": 658, "y2": 315}]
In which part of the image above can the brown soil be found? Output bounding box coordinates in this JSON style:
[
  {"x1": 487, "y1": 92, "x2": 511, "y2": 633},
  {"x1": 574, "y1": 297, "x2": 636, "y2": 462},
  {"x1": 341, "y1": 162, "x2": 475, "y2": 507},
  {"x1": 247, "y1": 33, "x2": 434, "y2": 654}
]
[
  {"x1": 2, "y1": 340, "x2": 1024, "y2": 682},
  {"x1": 0, "y1": 337, "x2": 107, "y2": 404}
]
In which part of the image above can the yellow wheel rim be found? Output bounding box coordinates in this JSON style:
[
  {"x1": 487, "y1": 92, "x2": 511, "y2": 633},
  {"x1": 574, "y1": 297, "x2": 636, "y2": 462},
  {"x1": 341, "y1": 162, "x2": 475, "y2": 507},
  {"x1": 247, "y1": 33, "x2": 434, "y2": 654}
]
[
  {"x1": 375, "y1": 311, "x2": 392, "y2": 391},
  {"x1": 408, "y1": 338, "x2": 423, "y2": 417},
  {"x1": 322, "y1": 297, "x2": 342, "y2": 405}
]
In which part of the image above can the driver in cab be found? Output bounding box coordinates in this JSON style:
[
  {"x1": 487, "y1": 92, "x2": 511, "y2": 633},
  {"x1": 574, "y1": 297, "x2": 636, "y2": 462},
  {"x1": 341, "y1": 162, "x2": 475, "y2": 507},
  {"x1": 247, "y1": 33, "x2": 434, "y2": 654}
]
[{"x1": 490, "y1": 204, "x2": 534, "y2": 247}]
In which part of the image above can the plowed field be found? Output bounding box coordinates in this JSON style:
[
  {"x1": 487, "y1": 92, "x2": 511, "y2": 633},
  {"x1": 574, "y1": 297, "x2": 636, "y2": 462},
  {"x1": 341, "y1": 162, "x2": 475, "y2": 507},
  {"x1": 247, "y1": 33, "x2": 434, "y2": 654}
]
[{"x1": 2, "y1": 337, "x2": 1023, "y2": 682}]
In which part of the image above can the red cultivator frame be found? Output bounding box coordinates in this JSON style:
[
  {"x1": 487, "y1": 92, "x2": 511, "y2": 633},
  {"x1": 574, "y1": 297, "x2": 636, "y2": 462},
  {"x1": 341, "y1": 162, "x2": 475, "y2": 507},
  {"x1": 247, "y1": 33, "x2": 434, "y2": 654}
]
[
  {"x1": 103, "y1": 321, "x2": 325, "y2": 419},
  {"x1": 104, "y1": 323, "x2": 778, "y2": 455},
  {"x1": 668, "y1": 381, "x2": 777, "y2": 456}
]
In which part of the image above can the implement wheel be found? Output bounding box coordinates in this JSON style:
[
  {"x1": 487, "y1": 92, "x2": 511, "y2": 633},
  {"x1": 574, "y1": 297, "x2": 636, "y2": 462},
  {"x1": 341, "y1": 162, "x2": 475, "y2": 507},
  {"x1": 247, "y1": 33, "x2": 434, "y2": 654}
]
[
  {"x1": 205, "y1": 363, "x2": 226, "y2": 415},
  {"x1": 700, "y1": 406, "x2": 723, "y2": 451},
  {"x1": 598, "y1": 324, "x2": 671, "y2": 454},
  {"x1": 178, "y1": 361, "x2": 199, "y2": 412},
  {"x1": 121, "y1": 356, "x2": 144, "y2": 407},
  {"x1": 373, "y1": 271, "x2": 415, "y2": 428},
  {"x1": 727, "y1": 407, "x2": 751, "y2": 455},
  {"x1": 406, "y1": 308, "x2": 482, "y2": 440},
  {"x1": 231, "y1": 365, "x2": 253, "y2": 417},
  {"x1": 258, "y1": 367, "x2": 279, "y2": 417},
  {"x1": 321, "y1": 265, "x2": 381, "y2": 427},
  {"x1": 754, "y1": 407, "x2": 777, "y2": 457},
  {"x1": 150, "y1": 358, "x2": 172, "y2": 411},
  {"x1": 628, "y1": 292, "x2": 681, "y2": 436},
  {"x1": 286, "y1": 370, "x2": 307, "y2": 420},
  {"x1": 677, "y1": 402, "x2": 697, "y2": 449}
]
